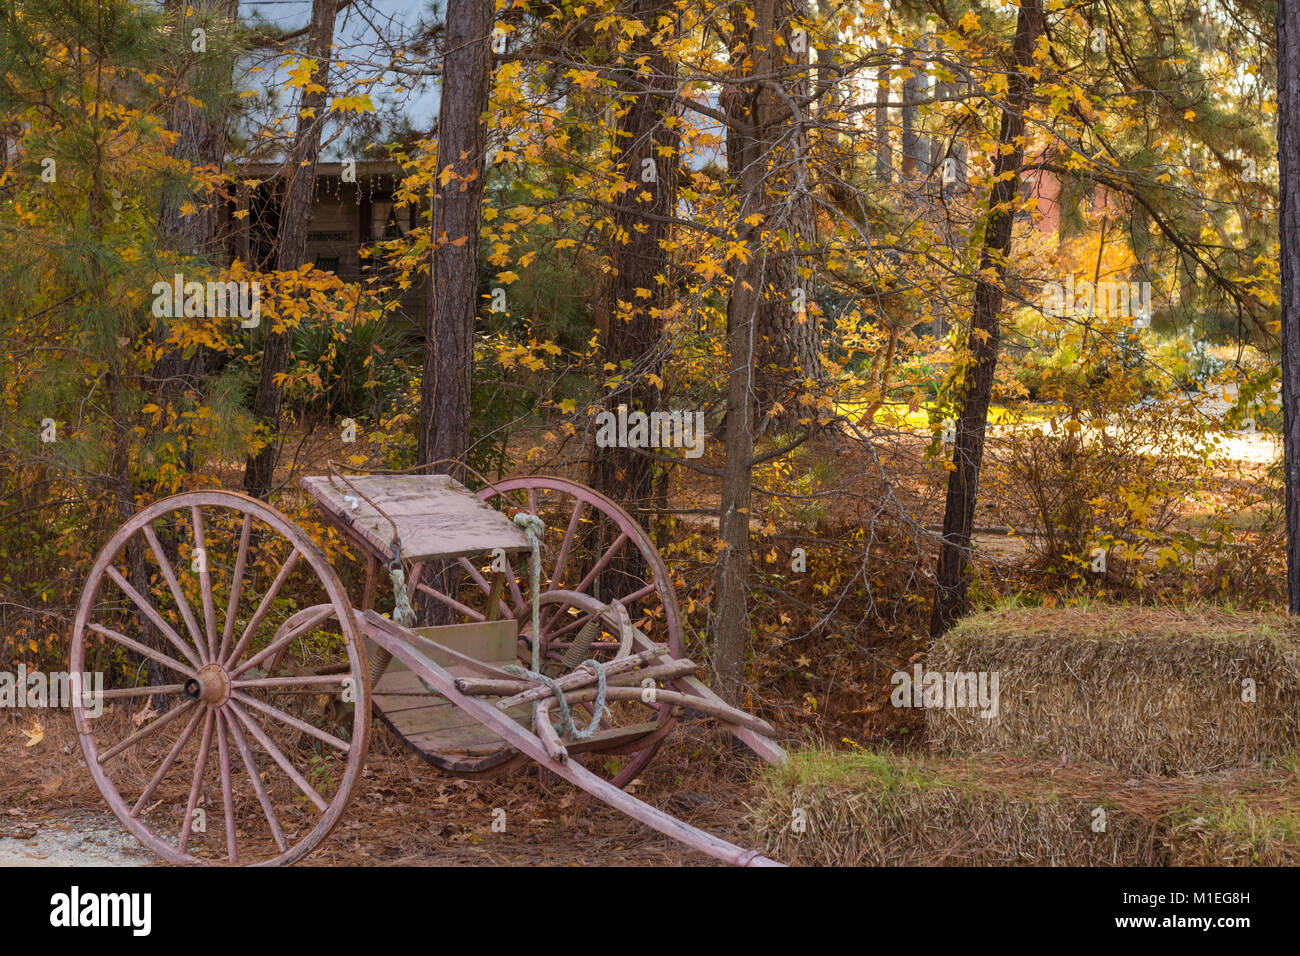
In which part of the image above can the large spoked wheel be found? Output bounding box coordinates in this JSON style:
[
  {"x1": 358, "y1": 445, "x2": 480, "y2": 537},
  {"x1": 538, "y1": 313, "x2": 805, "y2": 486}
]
[
  {"x1": 469, "y1": 476, "x2": 685, "y2": 788},
  {"x1": 474, "y1": 477, "x2": 684, "y2": 659},
  {"x1": 70, "y1": 492, "x2": 369, "y2": 866}
]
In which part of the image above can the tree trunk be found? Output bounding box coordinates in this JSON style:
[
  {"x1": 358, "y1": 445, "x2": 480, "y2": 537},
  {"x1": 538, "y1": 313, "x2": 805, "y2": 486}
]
[
  {"x1": 901, "y1": 44, "x2": 923, "y2": 180},
  {"x1": 588, "y1": 0, "x2": 678, "y2": 521},
  {"x1": 158, "y1": 0, "x2": 236, "y2": 258},
  {"x1": 155, "y1": 0, "x2": 237, "y2": 461},
  {"x1": 1281, "y1": 0, "x2": 1300, "y2": 613},
  {"x1": 753, "y1": 0, "x2": 820, "y2": 428},
  {"x1": 412, "y1": 0, "x2": 493, "y2": 627},
  {"x1": 875, "y1": 63, "x2": 892, "y2": 184},
  {"x1": 417, "y1": 0, "x2": 494, "y2": 479},
  {"x1": 930, "y1": 0, "x2": 1043, "y2": 637},
  {"x1": 714, "y1": 0, "x2": 777, "y2": 703},
  {"x1": 242, "y1": 0, "x2": 338, "y2": 499}
]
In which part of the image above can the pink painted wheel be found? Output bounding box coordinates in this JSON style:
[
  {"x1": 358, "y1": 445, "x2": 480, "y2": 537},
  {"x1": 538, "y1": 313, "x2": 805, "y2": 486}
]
[
  {"x1": 474, "y1": 477, "x2": 684, "y2": 658},
  {"x1": 70, "y1": 491, "x2": 369, "y2": 865},
  {"x1": 481, "y1": 476, "x2": 683, "y2": 787}
]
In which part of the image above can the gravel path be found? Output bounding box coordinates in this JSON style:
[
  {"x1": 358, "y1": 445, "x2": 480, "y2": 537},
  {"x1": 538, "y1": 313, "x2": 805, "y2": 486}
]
[{"x1": 0, "y1": 810, "x2": 152, "y2": 867}]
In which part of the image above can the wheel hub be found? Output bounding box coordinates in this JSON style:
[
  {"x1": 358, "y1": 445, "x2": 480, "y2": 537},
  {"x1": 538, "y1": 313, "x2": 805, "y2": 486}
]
[{"x1": 183, "y1": 663, "x2": 231, "y2": 707}]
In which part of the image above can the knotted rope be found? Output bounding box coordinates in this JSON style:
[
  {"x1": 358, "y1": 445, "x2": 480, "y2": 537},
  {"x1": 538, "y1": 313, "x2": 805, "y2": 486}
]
[
  {"x1": 388, "y1": 542, "x2": 416, "y2": 627},
  {"x1": 507, "y1": 510, "x2": 609, "y2": 740},
  {"x1": 503, "y1": 659, "x2": 610, "y2": 740}
]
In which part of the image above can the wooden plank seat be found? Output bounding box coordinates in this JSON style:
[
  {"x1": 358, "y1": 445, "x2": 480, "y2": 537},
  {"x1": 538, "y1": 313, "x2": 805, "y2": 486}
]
[{"x1": 301, "y1": 473, "x2": 531, "y2": 564}]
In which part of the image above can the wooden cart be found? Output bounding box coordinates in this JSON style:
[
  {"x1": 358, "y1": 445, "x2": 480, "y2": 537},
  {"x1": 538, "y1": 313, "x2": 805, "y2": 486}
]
[{"x1": 70, "y1": 473, "x2": 785, "y2": 866}]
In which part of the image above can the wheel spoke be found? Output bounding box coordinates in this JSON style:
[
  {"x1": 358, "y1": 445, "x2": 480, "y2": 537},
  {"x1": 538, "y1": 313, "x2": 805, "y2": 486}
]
[
  {"x1": 86, "y1": 621, "x2": 196, "y2": 680},
  {"x1": 101, "y1": 568, "x2": 203, "y2": 673},
  {"x1": 406, "y1": 561, "x2": 424, "y2": 602},
  {"x1": 224, "y1": 707, "x2": 287, "y2": 853},
  {"x1": 228, "y1": 603, "x2": 335, "y2": 680},
  {"x1": 617, "y1": 581, "x2": 659, "y2": 608},
  {"x1": 178, "y1": 709, "x2": 216, "y2": 854},
  {"x1": 231, "y1": 674, "x2": 350, "y2": 691},
  {"x1": 540, "y1": 532, "x2": 632, "y2": 636},
  {"x1": 228, "y1": 701, "x2": 329, "y2": 813},
  {"x1": 571, "y1": 531, "x2": 629, "y2": 597},
  {"x1": 416, "y1": 581, "x2": 485, "y2": 621},
  {"x1": 215, "y1": 710, "x2": 238, "y2": 863},
  {"x1": 231, "y1": 691, "x2": 350, "y2": 751},
  {"x1": 548, "y1": 609, "x2": 597, "y2": 641},
  {"x1": 191, "y1": 506, "x2": 219, "y2": 661},
  {"x1": 97, "y1": 698, "x2": 197, "y2": 764},
  {"x1": 99, "y1": 683, "x2": 186, "y2": 700},
  {"x1": 141, "y1": 524, "x2": 208, "y2": 665},
  {"x1": 130, "y1": 704, "x2": 205, "y2": 817},
  {"x1": 551, "y1": 584, "x2": 657, "y2": 641},
  {"x1": 457, "y1": 557, "x2": 512, "y2": 619},
  {"x1": 550, "y1": 499, "x2": 586, "y2": 590},
  {"x1": 220, "y1": 513, "x2": 254, "y2": 662},
  {"x1": 504, "y1": 558, "x2": 525, "y2": 615},
  {"x1": 223, "y1": 549, "x2": 302, "y2": 669}
]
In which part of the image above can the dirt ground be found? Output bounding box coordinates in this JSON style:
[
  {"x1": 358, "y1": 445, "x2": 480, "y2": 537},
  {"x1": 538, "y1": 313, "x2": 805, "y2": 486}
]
[{"x1": 0, "y1": 709, "x2": 771, "y2": 866}]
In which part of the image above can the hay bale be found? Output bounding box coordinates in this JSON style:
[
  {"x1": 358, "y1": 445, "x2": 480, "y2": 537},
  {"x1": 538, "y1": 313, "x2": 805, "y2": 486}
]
[
  {"x1": 926, "y1": 605, "x2": 1300, "y2": 775},
  {"x1": 754, "y1": 748, "x2": 1300, "y2": 866},
  {"x1": 1163, "y1": 757, "x2": 1300, "y2": 865},
  {"x1": 754, "y1": 750, "x2": 1166, "y2": 866}
]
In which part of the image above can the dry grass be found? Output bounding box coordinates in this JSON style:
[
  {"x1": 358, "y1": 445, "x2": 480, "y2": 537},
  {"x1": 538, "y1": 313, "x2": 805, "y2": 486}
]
[
  {"x1": 925, "y1": 604, "x2": 1300, "y2": 775},
  {"x1": 754, "y1": 748, "x2": 1300, "y2": 866}
]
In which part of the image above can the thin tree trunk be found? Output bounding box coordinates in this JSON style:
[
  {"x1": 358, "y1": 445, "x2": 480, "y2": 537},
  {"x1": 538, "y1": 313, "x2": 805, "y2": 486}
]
[
  {"x1": 1280, "y1": 0, "x2": 1300, "y2": 613},
  {"x1": 417, "y1": 0, "x2": 494, "y2": 479},
  {"x1": 242, "y1": 0, "x2": 338, "y2": 499},
  {"x1": 588, "y1": 0, "x2": 678, "y2": 521},
  {"x1": 901, "y1": 46, "x2": 922, "y2": 180},
  {"x1": 158, "y1": 0, "x2": 236, "y2": 258},
  {"x1": 876, "y1": 63, "x2": 892, "y2": 184},
  {"x1": 714, "y1": 0, "x2": 776, "y2": 703},
  {"x1": 413, "y1": 0, "x2": 493, "y2": 627},
  {"x1": 930, "y1": 0, "x2": 1043, "y2": 637},
  {"x1": 753, "y1": 0, "x2": 820, "y2": 428},
  {"x1": 155, "y1": 0, "x2": 237, "y2": 467}
]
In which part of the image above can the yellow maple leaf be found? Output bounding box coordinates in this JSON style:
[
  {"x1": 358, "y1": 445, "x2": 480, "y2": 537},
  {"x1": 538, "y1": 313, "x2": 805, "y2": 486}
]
[{"x1": 330, "y1": 94, "x2": 375, "y2": 114}]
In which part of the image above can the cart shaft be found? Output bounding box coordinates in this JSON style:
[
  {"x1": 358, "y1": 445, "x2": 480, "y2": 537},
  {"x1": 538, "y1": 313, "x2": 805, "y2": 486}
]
[{"x1": 359, "y1": 610, "x2": 784, "y2": 867}]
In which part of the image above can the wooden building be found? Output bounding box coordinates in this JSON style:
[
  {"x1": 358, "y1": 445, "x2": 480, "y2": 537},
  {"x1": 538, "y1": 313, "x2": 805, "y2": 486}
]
[{"x1": 226, "y1": 159, "x2": 425, "y2": 325}]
